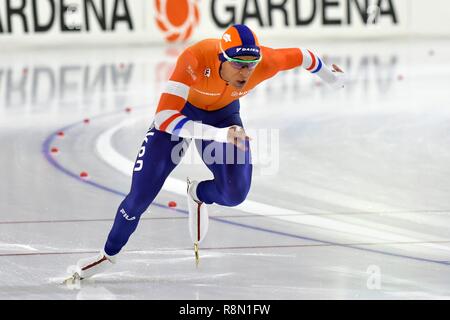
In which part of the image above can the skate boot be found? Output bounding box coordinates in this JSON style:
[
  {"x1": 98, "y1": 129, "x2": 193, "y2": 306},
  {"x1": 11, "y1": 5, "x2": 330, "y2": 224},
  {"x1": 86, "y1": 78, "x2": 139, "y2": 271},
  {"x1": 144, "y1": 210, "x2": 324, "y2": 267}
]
[
  {"x1": 64, "y1": 250, "x2": 116, "y2": 284},
  {"x1": 187, "y1": 178, "x2": 209, "y2": 266}
]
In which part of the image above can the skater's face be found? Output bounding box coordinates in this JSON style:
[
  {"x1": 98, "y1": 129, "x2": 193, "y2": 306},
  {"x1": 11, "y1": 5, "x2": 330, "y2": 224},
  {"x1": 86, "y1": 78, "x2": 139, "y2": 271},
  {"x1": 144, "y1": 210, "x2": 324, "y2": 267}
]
[{"x1": 220, "y1": 56, "x2": 259, "y2": 89}]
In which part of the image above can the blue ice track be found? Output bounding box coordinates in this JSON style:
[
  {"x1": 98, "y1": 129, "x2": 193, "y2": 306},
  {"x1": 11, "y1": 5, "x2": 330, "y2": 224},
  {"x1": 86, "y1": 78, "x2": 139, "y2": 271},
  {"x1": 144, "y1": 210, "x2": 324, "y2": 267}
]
[{"x1": 42, "y1": 110, "x2": 450, "y2": 267}]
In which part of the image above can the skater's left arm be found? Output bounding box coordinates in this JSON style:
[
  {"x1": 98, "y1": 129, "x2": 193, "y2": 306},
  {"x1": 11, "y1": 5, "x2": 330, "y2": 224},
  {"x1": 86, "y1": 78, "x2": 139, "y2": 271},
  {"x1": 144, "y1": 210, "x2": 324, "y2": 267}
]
[{"x1": 266, "y1": 47, "x2": 345, "y2": 89}]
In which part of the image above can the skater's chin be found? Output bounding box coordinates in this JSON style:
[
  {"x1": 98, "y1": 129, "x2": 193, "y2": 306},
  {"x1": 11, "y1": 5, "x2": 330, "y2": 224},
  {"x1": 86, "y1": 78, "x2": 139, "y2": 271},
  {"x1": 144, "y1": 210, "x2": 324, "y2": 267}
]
[{"x1": 233, "y1": 80, "x2": 247, "y2": 88}]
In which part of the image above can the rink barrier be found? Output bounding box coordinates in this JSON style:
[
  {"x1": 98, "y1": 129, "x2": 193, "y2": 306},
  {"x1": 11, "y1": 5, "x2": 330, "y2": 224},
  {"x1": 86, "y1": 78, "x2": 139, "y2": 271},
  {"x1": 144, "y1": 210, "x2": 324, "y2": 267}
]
[{"x1": 1, "y1": 0, "x2": 450, "y2": 47}]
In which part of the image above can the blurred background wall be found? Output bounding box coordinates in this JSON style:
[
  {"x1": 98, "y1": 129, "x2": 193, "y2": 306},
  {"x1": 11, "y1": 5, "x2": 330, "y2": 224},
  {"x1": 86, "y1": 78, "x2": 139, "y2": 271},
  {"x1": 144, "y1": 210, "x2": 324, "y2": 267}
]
[{"x1": 0, "y1": 0, "x2": 449, "y2": 48}]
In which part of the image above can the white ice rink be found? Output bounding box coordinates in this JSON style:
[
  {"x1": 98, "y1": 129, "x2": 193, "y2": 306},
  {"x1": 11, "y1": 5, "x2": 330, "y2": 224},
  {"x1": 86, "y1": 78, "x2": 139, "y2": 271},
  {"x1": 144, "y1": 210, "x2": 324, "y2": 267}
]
[{"x1": 1, "y1": 38, "x2": 450, "y2": 299}]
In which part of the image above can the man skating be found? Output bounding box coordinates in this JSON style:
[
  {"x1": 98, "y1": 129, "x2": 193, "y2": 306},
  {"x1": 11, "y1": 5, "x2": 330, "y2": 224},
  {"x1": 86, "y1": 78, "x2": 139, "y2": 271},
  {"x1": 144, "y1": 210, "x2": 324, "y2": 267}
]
[{"x1": 66, "y1": 24, "x2": 344, "y2": 282}]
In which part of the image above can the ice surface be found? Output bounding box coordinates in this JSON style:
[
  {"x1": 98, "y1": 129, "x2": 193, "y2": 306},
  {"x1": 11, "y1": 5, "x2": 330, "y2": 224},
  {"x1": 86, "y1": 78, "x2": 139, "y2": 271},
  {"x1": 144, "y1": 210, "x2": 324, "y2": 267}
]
[{"x1": 1, "y1": 39, "x2": 450, "y2": 299}]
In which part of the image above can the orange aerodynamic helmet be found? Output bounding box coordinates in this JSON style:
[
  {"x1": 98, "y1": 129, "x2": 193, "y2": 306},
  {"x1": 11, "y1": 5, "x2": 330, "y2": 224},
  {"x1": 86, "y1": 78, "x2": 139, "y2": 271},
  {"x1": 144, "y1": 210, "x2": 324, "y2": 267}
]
[{"x1": 219, "y1": 24, "x2": 261, "y2": 62}]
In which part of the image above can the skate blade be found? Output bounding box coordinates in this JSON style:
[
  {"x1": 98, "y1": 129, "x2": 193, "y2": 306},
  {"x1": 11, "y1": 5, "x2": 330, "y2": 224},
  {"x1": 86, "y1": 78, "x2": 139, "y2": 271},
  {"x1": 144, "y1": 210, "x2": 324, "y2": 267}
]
[
  {"x1": 194, "y1": 242, "x2": 199, "y2": 267},
  {"x1": 62, "y1": 272, "x2": 82, "y2": 285}
]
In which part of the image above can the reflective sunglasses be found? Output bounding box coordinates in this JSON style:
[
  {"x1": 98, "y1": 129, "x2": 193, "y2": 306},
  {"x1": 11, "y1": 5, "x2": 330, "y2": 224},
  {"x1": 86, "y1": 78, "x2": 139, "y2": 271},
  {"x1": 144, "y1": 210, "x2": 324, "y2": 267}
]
[
  {"x1": 228, "y1": 57, "x2": 261, "y2": 70},
  {"x1": 221, "y1": 45, "x2": 262, "y2": 70}
]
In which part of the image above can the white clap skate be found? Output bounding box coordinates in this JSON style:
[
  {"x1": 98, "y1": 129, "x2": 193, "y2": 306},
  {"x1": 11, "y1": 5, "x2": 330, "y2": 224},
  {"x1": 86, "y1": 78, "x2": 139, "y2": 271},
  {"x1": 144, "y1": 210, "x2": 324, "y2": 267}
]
[
  {"x1": 187, "y1": 178, "x2": 209, "y2": 266},
  {"x1": 63, "y1": 250, "x2": 116, "y2": 285}
]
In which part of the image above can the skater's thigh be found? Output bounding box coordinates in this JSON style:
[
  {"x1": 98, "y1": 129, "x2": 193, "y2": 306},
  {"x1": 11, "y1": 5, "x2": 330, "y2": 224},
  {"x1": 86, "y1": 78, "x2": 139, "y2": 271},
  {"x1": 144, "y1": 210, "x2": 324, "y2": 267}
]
[
  {"x1": 131, "y1": 125, "x2": 190, "y2": 187},
  {"x1": 195, "y1": 139, "x2": 252, "y2": 180}
]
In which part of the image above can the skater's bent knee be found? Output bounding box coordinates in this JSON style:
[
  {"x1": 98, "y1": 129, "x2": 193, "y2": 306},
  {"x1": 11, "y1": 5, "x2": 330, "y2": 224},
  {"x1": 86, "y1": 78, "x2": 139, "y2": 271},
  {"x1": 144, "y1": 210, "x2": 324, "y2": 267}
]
[{"x1": 219, "y1": 183, "x2": 250, "y2": 207}]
